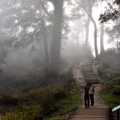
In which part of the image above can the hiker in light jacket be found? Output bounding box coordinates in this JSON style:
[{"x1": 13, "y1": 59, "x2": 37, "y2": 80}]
[{"x1": 90, "y1": 84, "x2": 95, "y2": 106}]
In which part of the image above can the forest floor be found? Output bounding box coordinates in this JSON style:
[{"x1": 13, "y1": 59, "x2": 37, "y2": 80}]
[{"x1": 67, "y1": 59, "x2": 110, "y2": 120}]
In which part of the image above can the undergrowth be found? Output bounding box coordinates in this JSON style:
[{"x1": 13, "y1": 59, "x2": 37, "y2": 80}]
[
  {"x1": 2, "y1": 79, "x2": 81, "y2": 120},
  {"x1": 93, "y1": 51, "x2": 120, "y2": 109},
  {"x1": 100, "y1": 76, "x2": 120, "y2": 108},
  {"x1": 44, "y1": 82, "x2": 81, "y2": 120}
]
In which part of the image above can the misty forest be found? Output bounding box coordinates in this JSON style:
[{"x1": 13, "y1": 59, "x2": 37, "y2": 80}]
[{"x1": 0, "y1": 0, "x2": 120, "y2": 120}]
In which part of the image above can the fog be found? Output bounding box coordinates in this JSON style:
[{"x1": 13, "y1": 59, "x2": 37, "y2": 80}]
[{"x1": 0, "y1": 0, "x2": 118, "y2": 95}]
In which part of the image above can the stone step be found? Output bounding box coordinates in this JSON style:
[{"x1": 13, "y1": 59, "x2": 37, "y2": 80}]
[
  {"x1": 83, "y1": 74, "x2": 97, "y2": 77},
  {"x1": 83, "y1": 73, "x2": 96, "y2": 75},
  {"x1": 82, "y1": 69, "x2": 93, "y2": 71},
  {"x1": 82, "y1": 63, "x2": 92, "y2": 65},
  {"x1": 83, "y1": 73, "x2": 95, "y2": 75},
  {"x1": 82, "y1": 71, "x2": 94, "y2": 73},
  {"x1": 81, "y1": 68, "x2": 93, "y2": 70},
  {"x1": 69, "y1": 116, "x2": 107, "y2": 120},
  {"x1": 84, "y1": 77, "x2": 97, "y2": 80},
  {"x1": 69, "y1": 107, "x2": 110, "y2": 120},
  {"x1": 84, "y1": 76, "x2": 96, "y2": 78},
  {"x1": 84, "y1": 78, "x2": 99, "y2": 84},
  {"x1": 82, "y1": 65, "x2": 92, "y2": 67},
  {"x1": 82, "y1": 66, "x2": 92, "y2": 68}
]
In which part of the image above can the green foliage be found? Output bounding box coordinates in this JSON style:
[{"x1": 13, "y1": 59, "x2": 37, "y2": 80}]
[
  {"x1": 53, "y1": 88, "x2": 66, "y2": 100},
  {"x1": 19, "y1": 86, "x2": 59, "y2": 116},
  {"x1": 44, "y1": 82, "x2": 82, "y2": 120},
  {"x1": 98, "y1": 50, "x2": 120, "y2": 109},
  {"x1": 0, "y1": 94, "x2": 18, "y2": 106},
  {"x1": 92, "y1": 60, "x2": 100, "y2": 75},
  {"x1": 99, "y1": 1, "x2": 120, "y2": 23},
  {"x1": 100, "y1": 93, "x2": 120, "y2": 108},
  {"x1": 101, "y1": 77, "x2": 120, "y2": 94},
  {"x1": 100, "y1": 77, "x2": 120, "y2": 108},
  {"x1": 98, "y1": 49, "x2": 120, "y2": 79},
  {"x1": 3, "y1": 81, "x2": 81, "y2": 120},
  {"x1": 4, "y1": 105, "x2": 43, "y2": 120}
]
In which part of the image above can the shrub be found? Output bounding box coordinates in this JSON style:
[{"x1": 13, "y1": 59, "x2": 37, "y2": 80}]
[
  {"x1": 4, "y1": 105, "x2": 43, "y2": 120},
  {"x1": 0, "y1": 95, "x2": 18, "y2": 106},
  {"x1": 53, "y1": 88, "x2": 66, "y2": 100},
  {"x1": 100, "y1": 77, "x2": 120, "y2": 108}
]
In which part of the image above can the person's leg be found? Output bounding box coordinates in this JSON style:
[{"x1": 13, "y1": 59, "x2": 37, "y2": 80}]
[
  {"x1": 90, "y1": 94, "x2": 92, "y2": 105},
  {"x1": 88, "y1": 96, "x2": 89, "y2": 107},
  {"x1": 85, "y1": 96, "x2": 89, "y2": 108},
  {"x1": 91, "y1": 94, "x2": 94, "y2": 105},
  {"x1": 84, "y1": 96, "x2": 87, "y2": 108},
  {"x1": 92, "y1": 94, "x2": 94, "y2": 105}
]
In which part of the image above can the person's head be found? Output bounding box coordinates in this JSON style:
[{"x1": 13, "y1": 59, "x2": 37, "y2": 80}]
[{"x1": 86, "y1": 83, "x2": 90, "y2": 86}]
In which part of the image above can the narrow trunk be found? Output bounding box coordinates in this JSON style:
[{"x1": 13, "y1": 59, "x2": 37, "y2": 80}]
[
  {"x1": 90, "y1": 17, "x2": 98, "y2": 57},
  {"x1": 85, "y1": 17, "x2": 90, "y2": 47},
  {"x1": 81, "y1": 0, "x2": 98, "y2": 57},
  {"x1": 93, "y1": 22, "x2": 98, "y2": 57},
  {"x1": 100, "y1": 1, "x2": 104, "y2": 54},
  {"x1": 100, "y1": 24, "x2": 104, "y2": 53},
  {"x1": 51, "y1": 0, "x2": 63, "y2": 75},
  {"x1": 116, "y1": 33, "x2": 119, "y2": 52},
  {"x1": 41, "y1": 19, "x2": 49, "y2": 77}
]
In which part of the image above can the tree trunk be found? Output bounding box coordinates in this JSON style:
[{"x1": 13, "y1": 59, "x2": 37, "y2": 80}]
[
  {"x1": 85, "y1": 17, "x2": 90, "y2": 47},
  {"x1": 100, "y1": 1, "x2": 104, "y2": 54},
  {"x1": 41, "y1": 19, "x2": 49, "y2": 77},
  {"x1": 50, "y1": 0, "x2": 63, "y2": 75},
  {"x1": 81, "y1": 0, "x2": 98, "y2": 58},
  {"x1": 100, "y1": 24, "x2": 104, "y2": 53},
  {"x1": 93, "y1": 21, "x2": 98, "y2": 57}
]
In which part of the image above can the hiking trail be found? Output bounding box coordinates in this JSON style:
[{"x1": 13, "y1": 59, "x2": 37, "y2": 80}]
[{"x1": 68, "y1": 59, "x2": 110, "y2": 120}]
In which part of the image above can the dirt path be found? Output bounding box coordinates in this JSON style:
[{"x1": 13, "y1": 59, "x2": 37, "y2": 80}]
[{"x1": 68, "y1": 60, "x2": 110, "y2": 120}]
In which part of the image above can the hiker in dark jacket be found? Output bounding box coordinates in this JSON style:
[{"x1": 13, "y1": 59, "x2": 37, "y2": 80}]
[{"x1": 83, "y1": 83, "x2": 90, "y2": 108}]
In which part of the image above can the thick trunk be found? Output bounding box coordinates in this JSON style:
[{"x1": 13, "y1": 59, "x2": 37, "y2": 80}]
[{"x1": 50, "y1": 0, "x2": 63, "y2": 74}]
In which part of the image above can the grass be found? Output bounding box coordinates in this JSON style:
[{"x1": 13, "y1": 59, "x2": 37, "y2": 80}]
[
  {"x1": 100, "y1": 92, "x2": 120, "y2": 108},
  {"x1": 2, "y1": 81, "x2": 82, "y2": 120},
  {"x1": 100, "y1": 77, "x2": 120, "y2": 108},
  {"x1": 44, "y1": 82, "x2": 82, "y2": 120},
  {"x1": 92, "y1": 60, "x2": 100, "y2": 75}
]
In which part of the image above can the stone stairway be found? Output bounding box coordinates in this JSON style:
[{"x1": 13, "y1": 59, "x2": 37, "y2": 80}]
[
  {"x1": 69, "y1": 106, "x2": 110, "y2": 120},
  {"x1": 69, "y1": 59, "x2": 111, "y2": 120},
  {"x1": 81, "y1": 60, "x2": 99, "y2": 84}
]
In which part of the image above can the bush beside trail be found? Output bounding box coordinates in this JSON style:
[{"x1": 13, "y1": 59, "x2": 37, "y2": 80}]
[
  {"x1": 94, "y1": 49, "x2": 120, "y2": 109},
  {"x1": 0, "y1": 69, "x2": 82, "y2": 120}
]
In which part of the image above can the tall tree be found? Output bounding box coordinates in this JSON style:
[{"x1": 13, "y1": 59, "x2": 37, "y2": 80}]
[
  {"x1": 100, "y1": 24, "x2": 104, "y2": 53},
  {"x1": 99, "y1": 0, "x2": 120, "y2": 52},
  {"x1": 85, "y1": 17, "x2": 90, "y2": 47},
  {"x1": 49, "y1": 0, "x2": 63, "y2": 75},
  {"x1": 106, "y1": 24, "x2": 120, "y2": 51},
  {"x1": 81, "y1": 0, "x2": 98, "y2": 57},
  {"x1": 100, "y1": 1, "x2": 104, "y2": 54},
  {"x1": 0, "y1": 0, "x2": 52, "y2": 75}
]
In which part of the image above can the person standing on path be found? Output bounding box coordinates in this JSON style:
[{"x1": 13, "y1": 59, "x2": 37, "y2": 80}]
[
  {"x1": 83, "y1": 83, "x2": 90, "y2": 108},
  {"x1": 90, "y1": 84, "x2": 95, "y2": 106}
]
